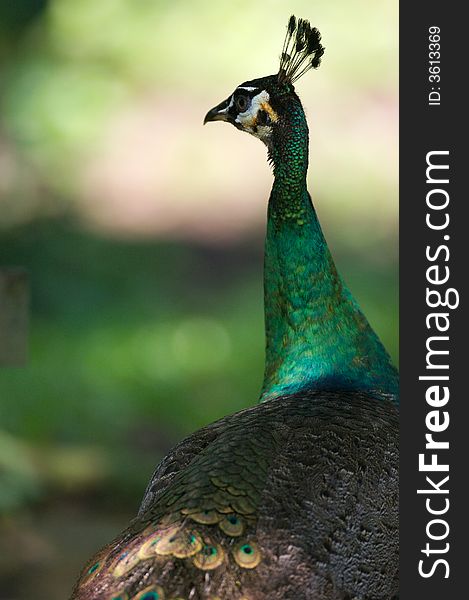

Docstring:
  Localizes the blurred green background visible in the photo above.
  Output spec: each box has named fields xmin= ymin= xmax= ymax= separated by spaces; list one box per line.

xmin=0 ymin=1 xmax=398 ymax=598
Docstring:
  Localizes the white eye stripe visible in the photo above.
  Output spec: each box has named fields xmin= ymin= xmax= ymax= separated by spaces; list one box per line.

xmin=250 ymin=90 xmax=270 ymax=110
xmin=237 ymin=86 xmax=258 ymax=92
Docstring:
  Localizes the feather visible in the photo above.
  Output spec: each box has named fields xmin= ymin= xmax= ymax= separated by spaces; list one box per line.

xmin=278 ymin=15 xmax=325 ymax=85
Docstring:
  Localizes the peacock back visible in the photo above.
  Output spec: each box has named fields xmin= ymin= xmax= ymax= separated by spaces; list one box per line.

xmin=71 ymin=391 xmax=398 ymax=600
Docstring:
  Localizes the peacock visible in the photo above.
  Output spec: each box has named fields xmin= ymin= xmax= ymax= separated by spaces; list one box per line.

xmin=71 ymin=16 xmax=399 ymax=600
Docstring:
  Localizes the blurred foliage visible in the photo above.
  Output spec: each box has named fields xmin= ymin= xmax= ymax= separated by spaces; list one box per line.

xmin=0 ymin=1 xmax=397 ymax=598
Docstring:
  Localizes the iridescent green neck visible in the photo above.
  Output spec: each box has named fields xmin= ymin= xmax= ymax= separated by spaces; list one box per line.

xmin=260 ymin=97 xmax=398 ymax=404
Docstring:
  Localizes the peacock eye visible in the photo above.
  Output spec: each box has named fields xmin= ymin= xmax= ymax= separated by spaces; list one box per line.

xmin=235 ymin=94 xmax=249 ymax=112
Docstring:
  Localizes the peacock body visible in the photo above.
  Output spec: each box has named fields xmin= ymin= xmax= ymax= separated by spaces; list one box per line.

xmin=71 ymin=17 xmax=398 ymax=600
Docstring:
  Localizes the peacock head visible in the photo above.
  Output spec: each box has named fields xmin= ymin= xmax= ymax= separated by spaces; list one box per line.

xmin=204 ymin=16 xmax=324 ymax=148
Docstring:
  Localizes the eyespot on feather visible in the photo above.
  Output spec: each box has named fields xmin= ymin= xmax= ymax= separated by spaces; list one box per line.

xmin=132 ymin=586 xmax=165 ymax=600
xmin=189 ymin=510 xmax=223 ymax=524
xmin=152 ymin=527 xmax=203 ymax=558
xmin=81 ymin=559 xmax=104 ymax=584
xmin=233 ymin=540 xmax=262 ymax=569
xmin=112 ymin=549 xmax=141 ymax=577
xmin=219 ymin=514 xmax=245 ymax=536
xmin=193 ymin=543 xmax=224 ymax=570
xmin=138 ymin=532 xmax=162 ymax=558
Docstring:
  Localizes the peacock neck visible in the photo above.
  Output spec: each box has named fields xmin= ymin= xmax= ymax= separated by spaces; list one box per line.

xmin=260 ymin=99 xmax=398 ymax=404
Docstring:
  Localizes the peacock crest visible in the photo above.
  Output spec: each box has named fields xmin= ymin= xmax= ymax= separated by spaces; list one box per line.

xmin=278 ymin=15 xmax=325 ymax=85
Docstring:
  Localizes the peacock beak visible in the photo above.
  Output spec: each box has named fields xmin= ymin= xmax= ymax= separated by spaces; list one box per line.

xmin=203 ymin=97 xmax=232 ymax=124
